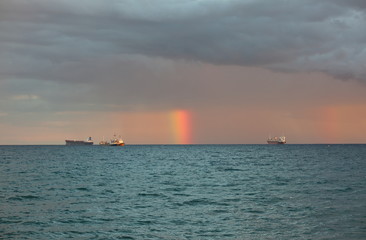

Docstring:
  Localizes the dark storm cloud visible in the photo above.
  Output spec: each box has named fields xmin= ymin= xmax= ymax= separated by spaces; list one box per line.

xmin=0 ymin=0 xmax=365 ymax=83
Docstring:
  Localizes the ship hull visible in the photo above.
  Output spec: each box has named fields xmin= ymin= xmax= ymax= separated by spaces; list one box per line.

xmin=65 ymin=140 xmax=93 ymax=146
xmin=267 ymin=141 xmax=286 ymax=144
xmin=110 ymin=143 xmax=125 ymax=146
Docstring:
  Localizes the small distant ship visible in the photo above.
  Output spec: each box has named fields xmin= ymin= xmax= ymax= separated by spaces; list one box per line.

xmin=65 ymin=137 xmax=94 ymax=145
xmin=99 ymin=140 xmax=110 ymax=145
xmin=267 ymin=136 xmax=286 ymax=144
xmin=99 ymin=136 xmax=110 ymax=146
xmin=99 ymin=135 xmax=125 ymax=146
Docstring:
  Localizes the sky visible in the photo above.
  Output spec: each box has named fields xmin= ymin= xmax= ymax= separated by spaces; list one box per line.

xmin=0 ymin=0 xmax=366 ymax=144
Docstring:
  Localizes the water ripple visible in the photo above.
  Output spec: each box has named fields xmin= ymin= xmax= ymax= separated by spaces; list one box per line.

xmin=0 ymin=144 xmax=365 ymax=239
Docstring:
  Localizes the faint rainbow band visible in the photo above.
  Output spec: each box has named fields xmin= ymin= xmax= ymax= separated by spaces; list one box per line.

xmin=170 ymin=110 xmax=192 ymax=144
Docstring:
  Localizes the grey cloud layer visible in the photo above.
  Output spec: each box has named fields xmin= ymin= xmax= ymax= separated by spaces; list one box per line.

xmin=0 ymin=0 xmax=365 ymax=82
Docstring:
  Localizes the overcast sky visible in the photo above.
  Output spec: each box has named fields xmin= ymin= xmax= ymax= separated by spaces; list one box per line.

xmin=1 ymin=0 xmax=366 ymax=144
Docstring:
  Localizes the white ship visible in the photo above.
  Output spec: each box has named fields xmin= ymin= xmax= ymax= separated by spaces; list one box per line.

xmin=267 ymin=136 xmax=286 ymax=144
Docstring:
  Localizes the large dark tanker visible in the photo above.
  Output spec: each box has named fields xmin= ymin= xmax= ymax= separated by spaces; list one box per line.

xmin=65 ymin=137 xmax=93 ymax=145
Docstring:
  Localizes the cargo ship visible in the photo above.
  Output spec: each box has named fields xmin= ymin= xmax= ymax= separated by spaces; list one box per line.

xmin=267 ymin=136 xmax=286 ymax=144
xmin=65 ymin=137 xmax=94 ymax=145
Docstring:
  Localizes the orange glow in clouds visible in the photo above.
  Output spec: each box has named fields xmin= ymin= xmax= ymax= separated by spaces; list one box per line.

xmin=170 ymin=110 xmax=192 ymax=144
xmin=320 ymin=106 xmax=340 ymax=142
xmin=316 ymin=104 xmax=366 ymax=143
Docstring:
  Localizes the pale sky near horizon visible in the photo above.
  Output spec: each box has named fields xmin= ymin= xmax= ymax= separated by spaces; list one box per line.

xmin=1 ymin=0 xmax=366 ymax=144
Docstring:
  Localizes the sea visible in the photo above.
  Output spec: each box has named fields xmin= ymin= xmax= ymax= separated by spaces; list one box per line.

xmin=0 ymin=144 xmax=365 ymax=239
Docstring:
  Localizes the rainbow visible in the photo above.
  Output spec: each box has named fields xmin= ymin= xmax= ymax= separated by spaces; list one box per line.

xmin=170 ymin=110 xmax=192 ymax=144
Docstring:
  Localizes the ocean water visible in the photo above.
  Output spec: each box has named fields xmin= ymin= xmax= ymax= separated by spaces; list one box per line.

xmin=0 ymin=144 xmax=365 ymax=239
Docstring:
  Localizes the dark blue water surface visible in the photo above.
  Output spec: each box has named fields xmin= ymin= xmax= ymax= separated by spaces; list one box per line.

xmin=1 ymin=144 xmax=365 ymax=239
